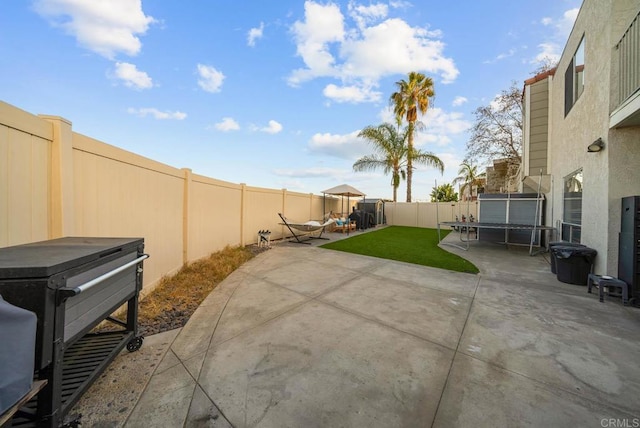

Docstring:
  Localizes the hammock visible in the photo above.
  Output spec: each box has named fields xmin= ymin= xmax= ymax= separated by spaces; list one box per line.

xmin=278 ymin=213 xmax=334 ymax=244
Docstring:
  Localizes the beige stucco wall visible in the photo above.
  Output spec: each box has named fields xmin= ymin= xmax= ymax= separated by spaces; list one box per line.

xmin=550 ymin=0 xmax=612 ymax=273
xmin=548 ymin=0 xmax=640 ymax=274
xmin=606 ymin=127 xmax=640 ymax=272
xmin=606 ymin=2 xmax=640 ymax=273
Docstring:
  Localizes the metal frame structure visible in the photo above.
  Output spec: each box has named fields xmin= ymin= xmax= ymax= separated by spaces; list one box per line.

xmin=278 ymin=213 xmax=332 ymax=244
xmin=437 ymin=221 xmax=556 ymax=255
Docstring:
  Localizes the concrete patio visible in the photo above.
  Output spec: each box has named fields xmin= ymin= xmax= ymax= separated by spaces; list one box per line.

xmin=115 ymin=231 xmax=639 ymax=427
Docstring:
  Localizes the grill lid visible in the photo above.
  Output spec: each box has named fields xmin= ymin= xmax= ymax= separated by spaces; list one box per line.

xmin=0 ymin=237 xmax=144 ymax=279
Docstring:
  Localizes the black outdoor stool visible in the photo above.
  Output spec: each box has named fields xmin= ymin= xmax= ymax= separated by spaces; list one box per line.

xmin=587 ymin=274 xmax=630 ymax=305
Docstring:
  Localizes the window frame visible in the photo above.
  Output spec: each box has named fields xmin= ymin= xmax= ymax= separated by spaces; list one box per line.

xmin=564 ymin=35 xmax=585 ymax=116
xmin=562 ymin=168 xmax=583 ymax=243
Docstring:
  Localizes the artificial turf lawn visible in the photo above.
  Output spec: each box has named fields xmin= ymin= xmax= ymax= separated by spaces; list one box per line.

xmin=320 ymin=226 xmax=479 ymax=274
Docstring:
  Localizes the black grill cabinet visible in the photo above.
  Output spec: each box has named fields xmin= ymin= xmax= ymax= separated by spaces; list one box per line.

xmin=619 ymin=196 xmax=639 ymax=306
xmin=0 ymin=237 xmax=147 ymax=427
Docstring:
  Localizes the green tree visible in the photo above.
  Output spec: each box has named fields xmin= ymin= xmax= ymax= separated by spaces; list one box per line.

xmin=430 ymin=183 xmax=458 ymax=202
xmin=452 ymin=161 xmax=486 ymax=201
xmin=390 ymin=71 xmax=436 ymax=202
xmin=354 ymin=123 xmax=443 ymax=202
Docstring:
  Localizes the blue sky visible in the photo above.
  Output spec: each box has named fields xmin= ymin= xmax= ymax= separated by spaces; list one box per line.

xmin=0 ymin=0 xmax=581 ymax=200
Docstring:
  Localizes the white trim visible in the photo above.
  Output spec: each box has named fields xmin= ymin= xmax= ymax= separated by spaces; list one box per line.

xmin=610 ymin=89 xmax=640 ymax=128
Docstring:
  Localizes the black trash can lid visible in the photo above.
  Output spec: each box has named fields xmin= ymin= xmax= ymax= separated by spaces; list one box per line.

xmin=552 ymin=246 xmax=597 ymax=261
xmin=549 ymin=241 xmax=586 ymax=247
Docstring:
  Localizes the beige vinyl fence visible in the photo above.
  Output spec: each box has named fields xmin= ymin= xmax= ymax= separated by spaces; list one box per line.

xmin=385 ymin=201 xmax=479 ymax=228
xmin=1 ymin=100 xmax=474 ymax=295
xmin=0 ymin=101 xmax=345 ymax=295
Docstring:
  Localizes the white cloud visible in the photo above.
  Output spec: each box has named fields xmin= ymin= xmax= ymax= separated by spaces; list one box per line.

xmin=308 ymin=130 xmax=368 ymax=160
xmin=273 ymin=167 xmax=346 ymax=178
xmin=273 ymin=167 xmax=380 ymax=193
xmin=127 ymin=108 xmax=186 ymax=120
xmin=112 ymin=62 xmax=153 ymax=89
xmin=323 ymin=83 xmax=381 ymax=103
xmin=418 ymin=107 xmax=471 ymax=147
xmin=389 ymin=1 xmax=412 ymax=10
xmin=452 ymin=96 xmax=468 ymax=107
xmin=247 ymin=22 xmax=264 ymax=47
xmin=426 ymin=152 xmax=464 ymax=183
xmin=436 ymin=152 xmax=463 ymax=172
xmin=34 ymin=0 xmax=155 ymax=59
xmin=214 ymin=117 xmax=240 ymax=131
xmin=558 ymin=8 xmax=580 ymax=37
xmin=197 ymin=64 xmax=225 ymax=93
xmin=532 ymin=7 xmax=579 ymax=65
xmin=348 ymin=2 xmax=388 ymax=30
xmin=534 ymin=42 xmax=561 ymax=64
xmin=483 ymin=48 xmax=516 ymax=64
xmin=377 ymin=106 xmax=470 ymax=147
xmin=340 ymin=18 xmax=458 ymax=83
xmin=288 ymin=1 xmax=458 ymax=100
xmin=289 ymin=1 xmax=345 ymax=86
xmin=378 ymin=108 xmax=396 ymax=123
xmin=261 ymin=120 xmax=283 ymax=134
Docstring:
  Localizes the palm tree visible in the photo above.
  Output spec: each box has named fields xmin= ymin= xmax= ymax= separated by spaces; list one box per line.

xmin=390 ymin=71 xmax=435 ymax=202
xmin=452 ymin=161 xmax=486 ymax=201
xmin=353 ymin=123 xmax=407 ymax=202
xmin=354 ymin=123 xmax=444 ymax=202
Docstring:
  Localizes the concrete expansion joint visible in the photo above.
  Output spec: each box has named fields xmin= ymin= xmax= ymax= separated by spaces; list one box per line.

xmin=206 ymin=274 xmax=248 ymax=349
xmin=206 ymin=297 xmax=312 ymax=349
xmin=315 ymin=295 xmax=462 ymax=353
xmin=431 ymin=266 xmax=483 ymax=419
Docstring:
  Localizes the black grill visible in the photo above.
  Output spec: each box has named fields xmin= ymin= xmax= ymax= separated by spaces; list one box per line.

xmin=0 ymin=237 xmax=147 ymax=427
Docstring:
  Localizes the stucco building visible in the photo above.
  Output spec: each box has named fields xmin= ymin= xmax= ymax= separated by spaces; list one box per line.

xmin=521 ymin=0 xmax=640 ymax=274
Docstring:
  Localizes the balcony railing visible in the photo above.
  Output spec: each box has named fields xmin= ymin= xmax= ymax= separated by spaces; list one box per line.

xmin=616 ymin=10 xmax=640 ymax=106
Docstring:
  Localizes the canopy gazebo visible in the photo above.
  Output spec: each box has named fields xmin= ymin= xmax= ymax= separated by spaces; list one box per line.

xmin=322 ymin=184 xmax=366 ymax=219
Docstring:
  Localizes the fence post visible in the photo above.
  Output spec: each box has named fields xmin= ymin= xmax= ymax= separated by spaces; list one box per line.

xmin=282 ymin=188 xmax=287 ymax=213
xmin=182 ymin=168 xmax=192 ymax=264
xmin=40 ymin=115 xmax=74 ymax=238
xmin=240 ymin=183 xmax=246 ymax=246
xmin=281 ymin=188 xmax=287 ymax=238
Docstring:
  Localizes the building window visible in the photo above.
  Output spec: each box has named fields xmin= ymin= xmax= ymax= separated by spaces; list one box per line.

xmin=564 ymin=36 xmax=585 ymax=116
xmin=562 ymin=169 xmax=582 ymax=243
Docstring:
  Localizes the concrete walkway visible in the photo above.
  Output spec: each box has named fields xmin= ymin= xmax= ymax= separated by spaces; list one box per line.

xmin=124 ymin=232 xmax=640 ymax=427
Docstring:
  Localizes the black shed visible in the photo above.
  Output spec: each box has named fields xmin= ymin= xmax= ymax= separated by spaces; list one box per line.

xmin=357 ymin=198 xmax=387 ymax=225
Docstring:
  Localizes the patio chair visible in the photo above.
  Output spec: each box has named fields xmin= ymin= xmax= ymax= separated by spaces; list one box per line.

xmin=278 ymin=213 xmax=335 ymax=244
xmin=333 ymin=218 xmax=356 ymax=233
